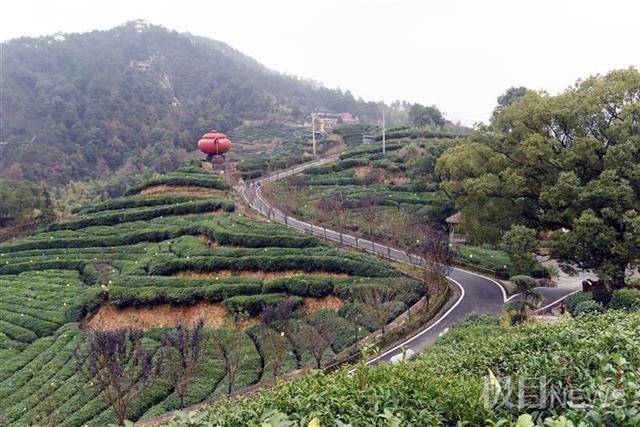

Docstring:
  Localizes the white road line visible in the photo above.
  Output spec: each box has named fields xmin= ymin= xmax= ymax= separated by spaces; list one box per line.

xmin=452 ymin=267 xmax=508 ymax=303
xmin=364 ymin=277 xmax=465 ymax=365
xmin=534 ymin=289 xmax=580 ymax=313
xmin=240 ymin=158 xmax=514 ymax=369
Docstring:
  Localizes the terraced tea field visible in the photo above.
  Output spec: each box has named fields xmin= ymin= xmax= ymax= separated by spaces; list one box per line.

xmin=0 ymin=165 xmax=423 ymax=425
xmin=265 ymin=138 xmax=454 ymax=243
xmin=263 ymin=134 xmax=522 ymax=277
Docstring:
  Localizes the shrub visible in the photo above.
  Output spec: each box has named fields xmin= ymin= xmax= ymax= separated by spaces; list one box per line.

xmin=222 ymin=294 xmax=303 ymax=316
xmin=530 ymin=263 xmax=551 ymax=279
xmin=262 ymin=276 xmax=337 ymax=297
xmin=565 ymin=292 xmax=593 ymax=315
xmin=609 ymin=288 xmax=640 ymax=310
xmin=592 ymin=287 xmax=612 ymax=306
xmin=573 ymin=300 xmax=604 ymax=316
xmin=509 ymin=275 xmax=537 ymax=287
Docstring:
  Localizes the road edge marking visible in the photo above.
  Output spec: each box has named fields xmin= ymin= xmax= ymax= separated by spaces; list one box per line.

xmin=362 ymin=276 xmax=465 ymax=366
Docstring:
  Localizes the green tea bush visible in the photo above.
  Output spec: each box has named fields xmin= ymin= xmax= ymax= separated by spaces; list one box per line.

xmin=573 ymin=300 xmax=604 ymax=316
xmin=48 ymin=199 xmax=234 ymax=231
xmin=73 ymin=195 xmax=203 ymax=214
xmin=109 ymin=282 xmax=263 ymax=307
xmin=124 ymin=172 xmax=229 ymax=195
xmin=222 ymin=294 xmax=303 ymax=316
xmin=262 ymin=276 xmax=339 ymax=297
xmin=609 ymin=288 xmax=640 ymax=310
xmin=565 ymin=291 xmax=593 ymax=315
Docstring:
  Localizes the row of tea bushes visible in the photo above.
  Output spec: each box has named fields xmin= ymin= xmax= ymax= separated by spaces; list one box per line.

xmin=47 ymin=198 xmax=235 ymax=231
xmin=124 ymin=172 xmax=230 ymax=195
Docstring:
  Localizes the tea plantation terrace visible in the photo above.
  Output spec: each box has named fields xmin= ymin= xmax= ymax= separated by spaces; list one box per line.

xmin=0 ymin=165 xmax=423 ymax=425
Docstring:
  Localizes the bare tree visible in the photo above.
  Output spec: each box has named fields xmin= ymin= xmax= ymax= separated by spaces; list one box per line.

xmin=261 ymin=328 xmax=289 ymax=382
xmin=342 ymin=309 xmax=364 ymax=351
xmin=75 ymin=329 xmax=161 ymax=426
xmin=360 ymin=194 xmax=380 ymax=235
xmin=294 ymin=318 xmax=336 ymax=369
xmin=259 ymin=300 xmax=296 ymax=382
xmin=274 ymin=182 xmax=299 ymax=224
xmin=352 ymin=284 xmax=402 ymax=334
xmin=212 ymin=311 xmax=248 ymax=395
xmin=388 ymin=209 xmax=412 ymax=247
xmin=410 ymin=222 xmax=454 ymax=308
xmin=162 ymin=318 xmax=205 ymax=408
xmin=260 ymin=299 xmax=296 ymax=333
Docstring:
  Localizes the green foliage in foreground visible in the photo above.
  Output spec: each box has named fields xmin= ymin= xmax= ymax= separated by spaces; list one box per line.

xmin=566 ymin=289 xmax=640 ymax=316
xmin=166 ymin=311 xmax=640 ymax=426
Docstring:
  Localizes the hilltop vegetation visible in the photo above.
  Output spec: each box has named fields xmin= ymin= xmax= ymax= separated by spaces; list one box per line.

xmin=1 ymin=21 xmax=384 ymax=186
xmin=166 ymin=311 xmax=640 ymax=426
xmin=0 ymin=165 xmax=423 ymax=425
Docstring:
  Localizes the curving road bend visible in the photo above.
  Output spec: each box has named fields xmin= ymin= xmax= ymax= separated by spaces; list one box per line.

xmin=238 ymin=159 xmax=579 ymax=364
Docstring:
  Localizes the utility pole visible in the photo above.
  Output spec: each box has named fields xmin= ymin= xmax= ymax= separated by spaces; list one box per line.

xmin=312 ymin=112 xmax=316 ymax=158
xmin=382 ymin=106 xmax=386 ymax=155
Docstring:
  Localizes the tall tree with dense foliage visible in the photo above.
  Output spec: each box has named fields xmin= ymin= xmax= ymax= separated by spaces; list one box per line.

xmin=437 ymin=68 xmax=640 ymax=287
xmin=492 ymin=86 xmax=529 ymax=117
xmin=0 ymin=179 xmax=55 ymax=226
xmin=500 ymin=225 xmax=539 ymax=275
xmin=409 ymin=103 xmax=446 ymax=128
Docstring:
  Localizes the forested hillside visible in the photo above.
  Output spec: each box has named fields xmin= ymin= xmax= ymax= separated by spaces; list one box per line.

xmin=1 ymin=20 xmax=381 ymax=185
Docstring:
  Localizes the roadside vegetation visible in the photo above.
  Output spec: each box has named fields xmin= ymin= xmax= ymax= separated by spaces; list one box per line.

xmin=165 ymin=311 xmax=640 ymax=426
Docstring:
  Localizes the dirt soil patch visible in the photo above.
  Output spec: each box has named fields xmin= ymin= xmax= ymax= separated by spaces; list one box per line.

xmin=354 ymin=166 xmax=406 ymax=185
xmin=84 ymin=296 xmax=345 ymax=331
xmin=301 ymin=295 xmax=344 ymax=313
xmin=176 ymin=271 xmax=350 ymax=280
xmin=84 ymin=302 xmax=254 ymax=331
xmin=139 ymin=185 xmax=227 ymax=197
xmin=390 ymin=175 xmax=407 ymax=185
xmin=354 ymin=166 xmax=374 ymax=179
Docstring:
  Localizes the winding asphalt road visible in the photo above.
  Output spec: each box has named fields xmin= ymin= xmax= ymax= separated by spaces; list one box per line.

xmin=238 ymin=158 xmax=579 ymax=364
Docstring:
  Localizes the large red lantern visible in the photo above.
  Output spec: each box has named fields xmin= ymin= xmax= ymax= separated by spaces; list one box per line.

xmin=198 ymin=130 xmax=231 ymax=164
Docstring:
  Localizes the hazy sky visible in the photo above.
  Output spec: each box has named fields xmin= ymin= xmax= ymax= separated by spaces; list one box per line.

xmin=2 ymin=0 xmax=639 ymax=125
